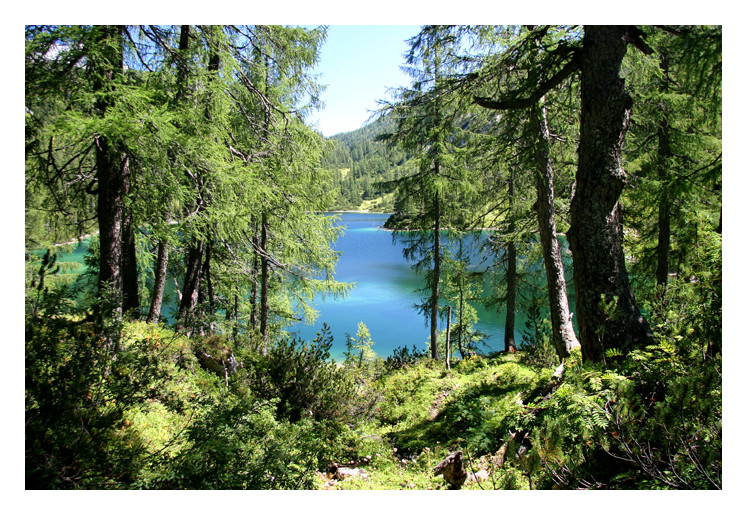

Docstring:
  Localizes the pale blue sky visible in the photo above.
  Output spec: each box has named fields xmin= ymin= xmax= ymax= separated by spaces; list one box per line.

xmin=309 ymin=25 xmax=421 ymax=137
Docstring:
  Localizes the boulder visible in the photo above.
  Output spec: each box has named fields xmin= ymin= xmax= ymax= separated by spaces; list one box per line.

xmin=335 ymin=467 xmax=361 ymax=480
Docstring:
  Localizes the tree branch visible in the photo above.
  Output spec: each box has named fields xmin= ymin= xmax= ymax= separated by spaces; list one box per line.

xmin=474 ymin=53 xmax=580 ymax=111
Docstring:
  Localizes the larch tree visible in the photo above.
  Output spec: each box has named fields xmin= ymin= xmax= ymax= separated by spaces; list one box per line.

xmin=464 ymin=25 xmax=582 ymax=359
xmin=566 ymin=26 xmax=655 ymax=361
xmin=380 ymin=26 xmax=472 ymax=360
xmin=624 ymin=26 xmax=722 ymax=300
xmin=468 ymin=25 xmax=656 ymax=362
xmin=26 ymin=25 xmax=166 ymax=339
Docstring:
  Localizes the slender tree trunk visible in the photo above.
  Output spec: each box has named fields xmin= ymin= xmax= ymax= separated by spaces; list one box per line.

xmin=232 ymin=293 xmax=240 ymax=345
xmin=178 ymin=239 xmax=204 ymax=329
xmin=505 ymin=167 xmax=518 ymax=354
xmin=260 ymin=213 xmax=269 ymax=353
xmin=147 ymin=23 xmax=186 ymax=326
xmin=430 ymin=191 xmax=441 ymax=360
xmin=204 ymin=242 xmax=215 ymax=315
xmin=121 ymin=203 xmax=139 ymax=316
xmin=656 ymin=55 xmax=672 ymax=288
xmin=458 ymin=270 xmax=466 ymax=358
xmin=258 ymin=55 xmax=272 ymax=352
xmin=656 ymin=122 xmax=672 ymax=288
xmin=177 ymin=25 xmax=191 ymax=97
xmin=532 ymin=98 xmax=580 ymax=359
xmin=178 ymin=27 xmax=217 ymax=333
xmin=202 ymin=242 xmax=216 ymax=333
xmin=445 ymin=305 xmax=452 ymax=369
xmin=146 ymin=239 xmax=169 ymax=323
xmin=567 ymin=26 xmax=653 ymax=363
xmin=93 ymin=25 xmax=128 ymax=335
xmin=250 ymin=229 xmax=260 ymax=329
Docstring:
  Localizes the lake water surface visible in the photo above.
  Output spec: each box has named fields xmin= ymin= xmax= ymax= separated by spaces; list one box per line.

xmin=290 ymin=212 xmax=510 ymax=360
xmin=48 ymin=212 xmax=518 ymax=361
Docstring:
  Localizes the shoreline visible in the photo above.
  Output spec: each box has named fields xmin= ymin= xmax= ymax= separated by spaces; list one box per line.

xmin=327 ymin=210 xmax=393 ymax=214
xmin=53 ymin=231 xmax=98 ymax=247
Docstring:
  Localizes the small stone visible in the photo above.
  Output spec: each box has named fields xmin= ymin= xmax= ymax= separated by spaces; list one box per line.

xmin=467 ymin=469 xmax=490 ymax=483
xmin=335 ymin=467 xmax=362 ymax=480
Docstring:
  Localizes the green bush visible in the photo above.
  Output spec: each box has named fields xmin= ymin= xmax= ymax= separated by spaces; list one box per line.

xmin=25 ymin=299 xmax=175 ymax=487
xmin=240 ymin=323 xmax=356 ymax=426
xmin=383 ymin=344 xmax=427 ymax=371
xmin=504 ymin=329 xmax=721 ymax=489
xmin=149 ymin=393 xmax=327 ymax=489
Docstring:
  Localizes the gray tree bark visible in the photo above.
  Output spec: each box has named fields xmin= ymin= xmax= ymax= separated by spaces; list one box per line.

xmin=567 ymin=26 xmax=653 ymax=362
xmin=146 ymin=239 xmax=169 ymax=323
xmin=532 ymin=98 xmax=580 ymax=359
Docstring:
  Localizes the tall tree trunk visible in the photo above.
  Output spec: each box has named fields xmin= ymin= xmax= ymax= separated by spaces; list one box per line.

xmin=567 ymin=26 xmax=653 ymax=363
xmin=93 ymin=25 xmax=128 ymax=333
xmin=202 ymin=241 xmax=216 ymax=332
xmin=149 ymin=24 xmax=184 ymax=327
xmin=504 ymin=167 xmax=518 ymax=354
xmin=146 ymin=239 xmax=169 ymax=323
xmin=232 ymin=293 xmax=240 ymax=345
xmin=655 ymin=121 xmax=672 ymax=288
xmin=178 ymin=239 xmax=204 ymax=329
xmin=532 ymin=98 xmax=580 ymax=359
xmin=177 ymin=25 xmax=191 ymax=97
xmin=121 ymin=202 xmax=140 ymax=316
xmin=430 ymin=191 xmax=441 ymax=360
xmin=203 ymin=241 xmax=215 ymax=313
xmin=259 ymin=213 xmax=269 ymax=353
xmin=250 ymin=229 xmax=260 ymax=330
xmin=95 ymin=137 xmax=125 ymax=313
xmin=457 ymin=285 xmax=466 ymax=358
xmin=178 ymin=27 xmax=217 ymax=333
xmin=258 ymin=55 xmax=272 ymax=352
xmin=445 ymin=305 xmax=452 ymax=369
xmin=655 ymin=54 xmax=672 ymax=288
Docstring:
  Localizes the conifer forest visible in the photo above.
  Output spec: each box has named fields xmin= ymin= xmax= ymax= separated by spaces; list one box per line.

xmin=25 ymin=25 xmax=722 ymax=493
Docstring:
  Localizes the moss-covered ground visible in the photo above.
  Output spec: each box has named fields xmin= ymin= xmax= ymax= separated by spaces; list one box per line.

xmin=315 ymin=354 xmax=550 ymax=490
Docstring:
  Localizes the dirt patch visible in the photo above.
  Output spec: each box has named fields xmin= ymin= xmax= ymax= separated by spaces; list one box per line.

xmin=428 ymin=387 xmax=456 ymax=420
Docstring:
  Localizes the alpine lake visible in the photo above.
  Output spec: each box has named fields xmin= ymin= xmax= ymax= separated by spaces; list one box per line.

xmin=50 ymin=212 xmax=525 ymax=362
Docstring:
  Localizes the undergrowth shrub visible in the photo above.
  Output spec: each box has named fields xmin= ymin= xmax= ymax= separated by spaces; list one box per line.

xmin=149 ymin=392 xmax=329 ymax=489
xmin=384 ymin=344 xmax=427 ymax=371
xmin=25 ymin=292 xmax=179 ymax=488
xmin=504 ymin=326 xmax=721 ymax=489
xmin=518 ymin=293 xmax=559 ymax=371
xmin=239 ymin=323 xmax=356 ymax=426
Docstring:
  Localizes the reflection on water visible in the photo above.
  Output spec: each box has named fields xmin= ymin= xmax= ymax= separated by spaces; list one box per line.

xmin=46 ymin=212 xmax=521 ymax=361
xmin=290 ymin=212 xmax=509 ymax=361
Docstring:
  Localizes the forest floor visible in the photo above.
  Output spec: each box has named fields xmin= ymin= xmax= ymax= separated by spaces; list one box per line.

xmin=313 ymin=354 xmax=546 ymax=490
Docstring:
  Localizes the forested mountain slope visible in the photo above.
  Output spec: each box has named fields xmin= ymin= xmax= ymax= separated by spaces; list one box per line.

xmin=323 ymin=115 xmax=414 ymax=211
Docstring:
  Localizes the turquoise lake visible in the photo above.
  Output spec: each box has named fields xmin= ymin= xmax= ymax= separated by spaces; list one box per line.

xmin=48 ymin=212 xmax=521 ymax=361
xmin=289 ymin=212 xmax=512 ymax=361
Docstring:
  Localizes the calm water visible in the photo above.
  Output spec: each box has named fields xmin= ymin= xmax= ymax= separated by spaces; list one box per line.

xmin=46 ymin=212 xmax=520 ymax=361
xmin=289 ymin=212 xmax=510 ymax=361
